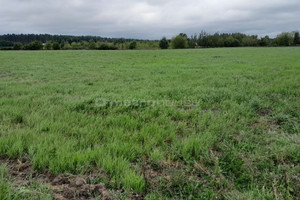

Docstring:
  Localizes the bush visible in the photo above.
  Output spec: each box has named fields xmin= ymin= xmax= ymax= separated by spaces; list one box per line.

xmin=258 ymin=36 xmax=271 ymax=46
xmin=224 ymin=36 xmax=240 ymax=47
xmin=98 ymin=43 xmax=109 ymax=50
xmin=129 ymin=41 xmax=137 ymax=49
xmin=97 ymin=43 xmax=118 ymax=50
xmin=0 ymin=40 xmax=13 ymax=47
xmin=294 ymin=32 xmax=299 ymax=45
xmin=275 ymin=32 xmax=293 ymax=46
xmin=23 ymin=41 xmax=43 ymax=50
xmin=13 ymin=43 xmax=23 ymax=50
xmin=0 ymin=47 xmax=13 ymax=50
xmin=62 ymin=42 xmax=72 ymax=50
xmin=171 ymin=34 xmax=188 ymax=49
xmin=71 ymin=42 xmax=82 ymax=50
xmin=108 ymin=44 xmax=118 ymax=50
xmin=45 ymin=41 xmax=52 ymax=50
xmin=159 ymin=37 xmax=169 ymax=49
xmin=52 ymin=42 xmax=60 ymax=50
xmin=88 ymin=40 xmax=96 ymax=50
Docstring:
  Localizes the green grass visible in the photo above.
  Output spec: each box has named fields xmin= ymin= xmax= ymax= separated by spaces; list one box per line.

xmin=0 ymin=48 xmax=299 ymax=199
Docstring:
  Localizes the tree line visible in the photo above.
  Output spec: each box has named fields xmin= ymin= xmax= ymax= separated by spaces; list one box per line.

xmin=0 ymin=31 xmax=299 ymax=50
xmin=0 ymin=34 xmax=140 ymax=44
xmin=163 ymin=31 xmax=300 ymax=49
xmin=0 ymin=34 xmax=159 ymax=50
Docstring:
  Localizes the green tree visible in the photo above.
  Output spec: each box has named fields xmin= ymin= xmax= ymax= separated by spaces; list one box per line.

xmin=80 ymin=41 xmax=89 ymax=49
xmin=45 ymin=41 xmax=52 ymax=50
xmin=224 ymin=36 xmax=235 ymax=47
xmin=179 ymin=33 xmax=188 ymax=38
xmin=241 ymin=37 xmax=257 ymax=46
xmin=23 ymin=41 xmax=43 ymax=50
xmin=188 ymin=34 xmax=198 ymax=48
xmin=0 ymin=40 xmax=13 ymax=47
xmin=52 ymin=42 xmax=60 ymax=50
xmin=98 ymin=43 xmax=109 ymax=50
xmin=129 ymin=41 xmax=137 ymax=49
xmin=71 ymin=42 xmax=82 ymax=50
xmin=62 ymin=42 xmax=72 ymax=50
xmin=216 ymin=37 xmax=225 ymax=47
xmin=13 ymin=42 xmax=23 ymax=50
xmin=294 ymin=32 xmax=299 ymax=45
xmin=159 ymin=37 xmax=169 ymax=49
xmin=171 ymin=34 xmax=188 ymax=49
xmin=275 ymin=32 xmax=293 ymax=46
xmin=258 ymin=36 xmax=271 ymax=46
xmin=88 ymin=40 xmax=96 ymax=49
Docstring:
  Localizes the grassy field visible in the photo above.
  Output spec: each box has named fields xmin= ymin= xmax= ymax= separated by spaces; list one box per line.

xmin=0 ymin=48 xmax=299 ymax=199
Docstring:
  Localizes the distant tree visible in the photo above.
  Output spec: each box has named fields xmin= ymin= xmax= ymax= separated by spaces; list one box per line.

xmin=188 ymin=34 xmax=197 ymax=48
xmin=45 ymin=41 xmax=52 ymax=50
xmin=171 ymin=34 xmax=188 ymax=49
xmin=88 ymin=40 xmax=96 ymax=49
xmin=216 ymin=37 xmax=225 ymax=47
xmin=71 ymin=42 xmax=82 ymax=50
xmin=179 ymin=33 xmax=188 ymax=38
xmin=129 ymin=41 xmax=137 ymax=49
xmin=197 ymin=31 xmax=209 ymax=47
xmin=96 ymin=42 xmax=117 ymax=50
xmin=23 ymin=41 xmax=43 ymax=50
xmin=62 ymin=41 xmax=72 ymax=50
xmin=241 ymin=36 xmax=257 ymax=46
xmin=13 ymin=42 xmax=23 ymax=50
xmin=258 ymin=36 xmax=271 ymax=46
xmin=0 ymin=40 xmax=13 ymax=47
xmin=232 ymin=38 xmax=241 ymax=47
xmin=108 ymin=43 xmax=118 ymax=50
xmin=98 ymin=43 xmax=110 ymax=50
xmin=52 ymin=42 xmax=60 ymax=50
xmin=159 ymin=37 xmax=169 ymax=49
xmin=275 ymin=32 xmax=293 ymax=46
xmin=224 ymin=36 xmax=235 ymax=47
xmin=294 ymin=32 xmax=299 ymax=45
xmin=80 ymin=41 xmax=89 ymax=49
xmin=0 ymin=34 xmax=143 ymax=45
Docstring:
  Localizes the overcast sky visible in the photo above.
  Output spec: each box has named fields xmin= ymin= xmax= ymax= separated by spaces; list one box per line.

xmin=0 ymin=0 xmax=299 ymax=39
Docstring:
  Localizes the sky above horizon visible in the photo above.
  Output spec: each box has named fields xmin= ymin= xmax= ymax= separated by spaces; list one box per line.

xmin=0 ymin=0 xmax=299 ymax=39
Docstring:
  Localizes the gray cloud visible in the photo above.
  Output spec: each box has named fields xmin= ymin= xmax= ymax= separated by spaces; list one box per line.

xmin=0 ymin=0 xmax=299 ymax=39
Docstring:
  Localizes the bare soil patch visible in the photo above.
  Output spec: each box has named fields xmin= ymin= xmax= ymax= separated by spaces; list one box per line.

xmin=0 ymin=158 xmax=113 ymax=200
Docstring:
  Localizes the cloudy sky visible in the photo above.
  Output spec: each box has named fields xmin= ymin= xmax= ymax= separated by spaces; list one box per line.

xmin=0 ymin=0 xmax=299 ymax=39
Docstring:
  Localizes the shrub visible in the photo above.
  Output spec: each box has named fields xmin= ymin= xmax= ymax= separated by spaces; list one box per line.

xmin=294 ymin=32 xmax=299 ymax=45
xmin=88 ymin=40 xmax=96 ymax=50
xmin=159 ymin=37 xmax=169 ymax=49
xmin=23 ymin=41 xmax=43 ymax=50
xmin=52 ymin=42 xmax=60 ymax=50
xmin=129 ymin=41 xmax=137 ymax=49
xmin=275 ymin=32 xmax=293 ymax=46
xmin=97 ymin=43 xmax=118 ymax=50
xmin=171 ymin=34 xmax=188 ymax=49
xmin=62 ymin=42 xmax=72 ymax=50
xmin=13 ymin=42 xmax=23 ymax=50
xmin=45 ymin=41 xmax=52 ymax=50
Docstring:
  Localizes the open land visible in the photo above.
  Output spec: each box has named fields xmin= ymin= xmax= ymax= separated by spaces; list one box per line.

xmin=0 ymin=48 xmax=299 ymax=199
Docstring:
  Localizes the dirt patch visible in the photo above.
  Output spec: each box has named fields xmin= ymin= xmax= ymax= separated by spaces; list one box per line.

xmin=0 ymin=158 xmax=113 ymax=200
xmin=0 ymin=71 xmax=13 ymax=79
xmin=252 ymin=117 xmax=280 ymax=130
xmin=257 ymin=108 xmax=272 ymax=117
xmin=141 ymin=159 xmax=189 ymax=194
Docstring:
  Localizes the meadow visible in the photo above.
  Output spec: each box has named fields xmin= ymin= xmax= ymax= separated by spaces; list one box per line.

xmin=0 ymin=48 xmax=299 ymax=199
